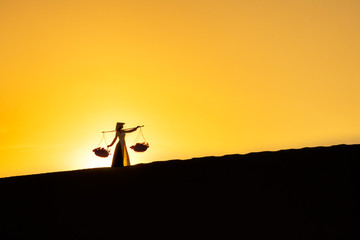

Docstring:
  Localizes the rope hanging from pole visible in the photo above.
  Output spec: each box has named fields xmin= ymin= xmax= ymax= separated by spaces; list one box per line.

xmin=97 ymin=133 xmax=109 ymax=147
xmin=134 ymin=127 xmax=146 ymax=144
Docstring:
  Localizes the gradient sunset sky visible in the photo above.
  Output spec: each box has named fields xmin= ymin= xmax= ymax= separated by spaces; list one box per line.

xmin=1 ymin=0 xmax=360 ymax=178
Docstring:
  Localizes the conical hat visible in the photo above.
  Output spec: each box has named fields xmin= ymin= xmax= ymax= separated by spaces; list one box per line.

xmin=116 ymin=122 xmax=125 ymax=130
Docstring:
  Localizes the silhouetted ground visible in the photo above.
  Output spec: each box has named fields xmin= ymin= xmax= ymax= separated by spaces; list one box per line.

xmin=1 ymin=144 xmax=359 ymax=239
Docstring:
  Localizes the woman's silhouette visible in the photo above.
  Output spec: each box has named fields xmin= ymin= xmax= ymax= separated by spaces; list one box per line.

xmin=108 ymin=122 xmax=140 ymax=167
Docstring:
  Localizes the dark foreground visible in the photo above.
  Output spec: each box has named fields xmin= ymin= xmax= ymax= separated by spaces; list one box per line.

xmin=1 ymin=144 xmax=359 ymax=239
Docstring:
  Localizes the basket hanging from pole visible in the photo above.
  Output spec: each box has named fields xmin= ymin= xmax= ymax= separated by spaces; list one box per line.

xmin=130 ymin=142 xmax=149 ymax=152
xmin=93 ymin=147 xmax=110 ymax=157
xmin=93 ymin=133 xmax=111 ymax=158
xmin=130 ymin=127 xmax=149 ymax=152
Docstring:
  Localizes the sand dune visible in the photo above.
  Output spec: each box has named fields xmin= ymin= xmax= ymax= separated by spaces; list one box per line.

xmin=1 ymin=144 xmax=359 ymax=239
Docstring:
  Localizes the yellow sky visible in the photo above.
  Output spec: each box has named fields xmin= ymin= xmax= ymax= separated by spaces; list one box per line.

xmin=1 ymin=0 xmax=360 ymax=177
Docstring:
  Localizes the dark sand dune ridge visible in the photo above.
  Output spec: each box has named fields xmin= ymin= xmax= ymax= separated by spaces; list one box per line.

xmin=1 ymin=144 xmax=359 ymax=239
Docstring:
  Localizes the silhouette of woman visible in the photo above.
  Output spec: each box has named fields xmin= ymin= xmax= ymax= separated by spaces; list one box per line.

xmin=108 ymin=122 xmax=140 ymax=167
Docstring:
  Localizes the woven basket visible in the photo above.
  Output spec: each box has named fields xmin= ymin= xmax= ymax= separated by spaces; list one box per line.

xmin=93 ymin=147 xmax=110 ymax=158
xmin=130 ymin=142 xmax=149 ymax=152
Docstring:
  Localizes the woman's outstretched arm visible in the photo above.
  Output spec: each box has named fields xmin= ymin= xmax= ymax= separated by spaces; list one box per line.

xmin=122 ymin=126 xmax=141 ymax=133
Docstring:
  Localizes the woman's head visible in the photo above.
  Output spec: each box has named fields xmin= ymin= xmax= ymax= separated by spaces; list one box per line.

xmin=116 ymin=122 xmax=125 ymax=131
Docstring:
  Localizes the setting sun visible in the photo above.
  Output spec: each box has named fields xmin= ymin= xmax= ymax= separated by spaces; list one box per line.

xmin=1 ymin=0 xmax=360 ymax=177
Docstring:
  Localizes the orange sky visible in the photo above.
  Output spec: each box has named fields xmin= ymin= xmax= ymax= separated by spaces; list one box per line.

xmin=1 ymin=0 xmax=360 ymax=178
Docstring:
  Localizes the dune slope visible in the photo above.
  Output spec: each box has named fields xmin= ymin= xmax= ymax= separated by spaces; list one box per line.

xmin=1 ymin=144 xmax=359 ymax=239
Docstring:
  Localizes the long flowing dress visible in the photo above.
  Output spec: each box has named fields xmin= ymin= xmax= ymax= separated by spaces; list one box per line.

xmin=111 ymin=130 xmax=131 ymax=167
